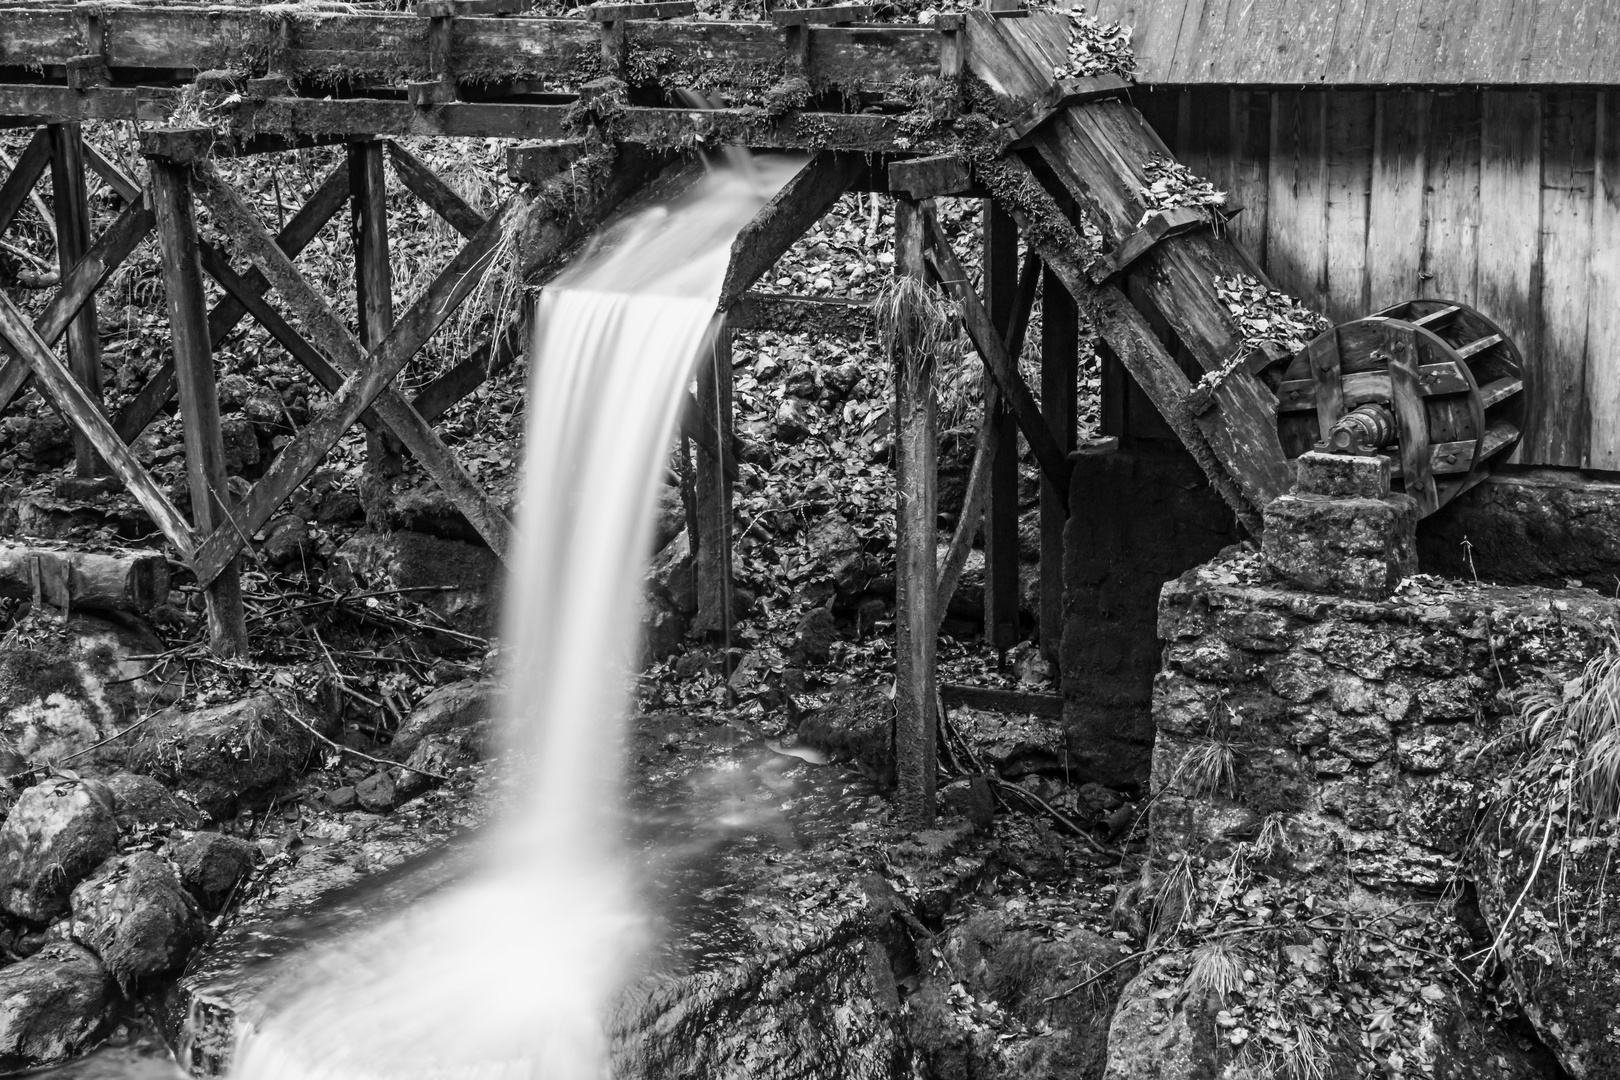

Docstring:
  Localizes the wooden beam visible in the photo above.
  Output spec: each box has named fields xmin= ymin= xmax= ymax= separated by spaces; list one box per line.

xmin=0 ymin=196 xmax=154 ymax=416
xmin=386 ymin=140 xmax=486 ymax=239
xmin=350 ymin=139 xmax=404 ymax=478
xmin=191 ymin=165 xmax=516 ymax=582
xmin=149 ymin=156 xmax=247 ymax=656
xmin=893 ymin=195 xmax=936 ymax=829
xmin=922 ymin=212 xmax=1070 ymax=512
xmin=409 ymin=315 xmax=522 ymax=423
xmin=769 ymin=4 xmax=872 ymax=25
xmin=982 ymin=200 xmax=1020 ymax=652
xmin=587 ymin=1 xmax=696 ymax=19
xmin=717 ymin=150 xmax=862 ymax=311
xmin=0 ymin=294 xmax=194 ymax=561
xmin=47 ymin=123 xmax=104 ymax=477
xmin=0 ymin=128 xmax=50 ymax=238
xmin=1039 ymin=244 xmax=1076 ymax=665
xmin=691 ymin=325 xmax=734 ymax=636
xmin=887 ymin=153 xmax=972 ymax=200
xmin=940 ymin=682 xmax=1063 ymax=718
xmin=113 ymin=161 xmax=351 ymax=445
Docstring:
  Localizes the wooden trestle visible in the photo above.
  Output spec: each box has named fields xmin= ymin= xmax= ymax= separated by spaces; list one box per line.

xmin=0 ymin=2 xmax=1296 ymax=823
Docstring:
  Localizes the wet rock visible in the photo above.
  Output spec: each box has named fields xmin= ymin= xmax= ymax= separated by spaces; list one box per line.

xmin=0 ymin=776 xmax=119 ymax=922
xmin=0 ymin=612 xmax=176 ymax=768
xmin=797 ymin=684 xmax=893 ymax=787
xmin=105 ymin=772 xmax=203 ymax=832
xmin=260 ymin=515 xmax=312 ymax=569
xmin=355 ymin=771 xmax=396 ymax=813
xmin=70 ymin=851 xmax=203 ymax=990
xmin=650 ymin=530 xmax=697 ymax=617
xmin=774 ymin=398 xmax=814 ymax=443
xmin=169 ymin=831 xmax=256 ymax=908
xmin=938 ymin=776 xmax=994 ymax=832
xmin=1102 ymin=957 xmax=1222 ymax=1080
xmin=323 ymin=786 xmax=358 ymax=812
xmin=392 ymin=679 xmax=498 ymax=759
xmin=328 ymin=530 xmax=503 ymax=636
xmin=220 ymin=418 xmax=259 ymax=476
xmin=127 ymin=694 xmax=311 ymax=820
xmin=391 ymin=735 xmax=468 ymax=802
xmin=0 ymin=942 xmax=117 ymax=1071
xmin=652 ymin=484 xmax=685 ymax=555
xmin=642 ymin=595 xmax=687 ymax=665
xmin=807 ymin=513 xmax=862 ymax=569
xmin=792 ymin=607 xmax=838 ymax=664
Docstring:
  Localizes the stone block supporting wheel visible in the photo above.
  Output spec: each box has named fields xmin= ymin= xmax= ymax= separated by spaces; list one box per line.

xmin=1274 ymin=299 xmax=1526 ymax=517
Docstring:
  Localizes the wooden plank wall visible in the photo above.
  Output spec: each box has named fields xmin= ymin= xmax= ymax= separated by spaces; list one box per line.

xmin=1132 ymin=86 xmax=1620 ymax=469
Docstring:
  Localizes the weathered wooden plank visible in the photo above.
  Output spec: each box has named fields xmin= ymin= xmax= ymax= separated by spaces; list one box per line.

xmin=717 ymin=151 xmax=860 ymax=311
xmin=1418 ymin=91 xmax=1482 ymax=305
xmin=350 ymin=139 xmax=403 ymax=477
xmin=887 ymin=154 xmax=971 ymax=200
xmin=940 ymin=682 xmax=1062 ymax=718
xmin=0 ymin=127 xmax=49 ymax=238
xmin=1277 ymin=360 xmax=1471 ymax=413
xmin=770 ymin=5 xmax=871 ymax=25
xmin=1387 ymin=330 xmax=1438 ymax=515
xmin=1266 ymin=90 xmax=1328 ymax=314
xmin=0 ymin=293 xmax=194 ymax=561
xmin=387 ymin=140 xmax=485 ymax=239
xmin=1477 ymin=91 xmax=1541 ymax=465
xmin=410 ymin=316 xmax=523 ymax=424
xmin=1365 ymin=90 xmax=1429 ymax=310
xmin=1585 ymin=90 xmax=1620 ymax=470
xmin=1040 ymin=253 xmax=1075 ymax=664
xmin=0 ymin=543 xmax=168 ymax=614
xmin=1227 ymin=90 xmax=1270 ymax=264
xmin=982 ymin=200 xmax=1020 ymax=653
xmin=0 ymin=8 xmax=81 ymax=67
xmin=149 ymin=156 xmax=246 ymax=656
xmin=1531 ymin=90 xmax=1596 ymax=466
xmin=1322 ymin=90 xmax=1372 ymax=322
xmin=48 ymin=124 xmax=104 ymax=477
xmin=691 ymin=325 xmax=733 ymax=636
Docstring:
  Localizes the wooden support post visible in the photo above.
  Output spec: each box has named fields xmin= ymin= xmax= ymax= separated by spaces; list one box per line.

xmin=893 ymin=196 xmax=937 ymax=829
xmin=148 ymin=156 xmax=247 ymax=657
xmin=1039 ymin=254 xmax=1076 ymax=666
xmin=47 ymin=123 xmax=104 ymax=477
xmin=692 ymin=323 xmax=734 ymax=637
xmin=982 ymin=199 xmax=1019 ymax=651
xmin=350 ymin=140 xmax=404 ymax=478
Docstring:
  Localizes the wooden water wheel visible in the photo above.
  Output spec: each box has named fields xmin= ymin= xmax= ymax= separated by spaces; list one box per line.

xmin=1274 ymin=299 xmax=1526 ymax=517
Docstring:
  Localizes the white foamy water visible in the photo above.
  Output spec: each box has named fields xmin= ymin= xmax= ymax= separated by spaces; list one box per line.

xmin=226 ymin=157 xmax=798 ymax=1080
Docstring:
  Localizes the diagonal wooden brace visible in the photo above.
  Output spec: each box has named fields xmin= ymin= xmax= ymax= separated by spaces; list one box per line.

xmin=386 ymin=140 xmax=486 ymax=239
xmin=0 ymin=128 xmax=50 ymax=237
xmin=189 ymin=163 xmax=518 ymax=585
xmin=717 ymin=150 xmax=864 ymax=311
xmin=0 ymin=290 xmax=194 ymax=557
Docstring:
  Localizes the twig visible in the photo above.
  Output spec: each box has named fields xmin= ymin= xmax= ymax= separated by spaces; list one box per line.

xmin=990 ymin=776 xmax=1115 ymax=855
xmin=281 ymin=703 xmax=450 ymax=783
xmin=1043 ymin=950 xmax=1145 ymax=1001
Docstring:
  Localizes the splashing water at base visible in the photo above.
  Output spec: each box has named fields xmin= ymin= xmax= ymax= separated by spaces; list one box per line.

xmin=227 ymin=157 xmax=799 ymax=1080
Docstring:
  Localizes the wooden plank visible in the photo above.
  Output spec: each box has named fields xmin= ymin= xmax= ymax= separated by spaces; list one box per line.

xmin=717 ymin=151 xmax=860 ymax=311
xmin=1365 ymin=91 xmax=1429 ymax=311
xmin=587 ymin=1 xmax=696 ymax=19
xmin=997 ymin=75 xmax=1133 ymax=152
xmin=1587 ymin=91 xmax=1620 ymax=470
xmin=1323 ymin=90 xmax=1373 ymax=323
xmin=691 ymin=326 xmax=733 ymax=636
xmin=47 ymin=124 xmax=104 ymax=478
xmin=0 ymin=295 xmax=194 ymax=560
xmin=1040 ymin=251 xmax=1076 ymax=665
xmin=769 ymin=5 xmax=871 ymax=25
xmin=1266 ymin=90 xmax=1328 ymax=314
xmin=1532 ymin=90 xmax=1596 ymax=466
xmin=887 ymin=154 xmax=971 ymax=200
xmin=0 ymin=197 xmax=154 ymax=417
xmin=1418 ymin=91 xmax=1482 ymax=306
xmin=409 ymin=316 xmax=523 ymax=423
xmin=1228 ymin=90 xmax=1270 ymax=266
xmin=1306 ymin=327 xmax=1344 ymax=441
xmin=1277 ymin=360 xmax=1472 ymax=413
xmin=1454 ymin=333 xmax=1503 ymax=360
xmin=1386 ymin=328 xmax=1438 ymax=515
xmin=113 ymin=161 xmax=352 ymax=446
xmin=1089 ymin=204 xmax=1212 ymax=283
xmin=922 ymin=214 xmax=1070 ymax=512
xmin=387 ymin=140 xmax=486 ymax=240
xmin=982 ymin=200 xmax=1020 ymax=653
xmin=417 ymin=0 xmax=526 ymax=16
xmin=940 ymin=682 xmax=1062 ymax=718
xmin=893 ymin=195 xmax=936 ymax=829
xmin=350 ymin=139 xmax=403 ymax=478
xmin=149 ymin=157 xmax=247 ymax=656
xmin=1477 ymin=90 xmax=1542 ymax=464
xmin=0 ymin=127 xmax=49 ymax=238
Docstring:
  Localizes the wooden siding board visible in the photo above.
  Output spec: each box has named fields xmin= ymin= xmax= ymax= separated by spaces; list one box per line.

xmin=1532 ymin=90 xmax=1596 ymax=466
xmin=1086 ymin=0 xmax=1620 ymax=85
xmin=1228 ymin=90 xmax=1270 ymax=267
xmin=1366 ymin=91 xmax=1428 ymax=310
xmin=1477 ymin=90 xmax=1542 ymax=464
xmin=1266 ymin=91 xmax=1329 ymax=316
xmin=1324 ymin=90 xmax=1373 ymax=322
xmin=1419 ymin=92 xmax=1482 ymax=307
xmin=1585 ymin=91 xmax=1620 ymax=470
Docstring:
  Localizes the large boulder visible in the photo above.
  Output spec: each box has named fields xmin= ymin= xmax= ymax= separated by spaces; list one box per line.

xmin=104 ymin=772 xmax=203 ymax=832
xmin=391 ymin=680 xmax=498 ymax=759
xmin=169 ymin=831 xmax=257 ymax=909
xmin=127 ymin=694 xmax=312 ymax=819
xmin=0 ymin=942 xmax=118 ymax=1071
xmin=70 ymin=851 xmax=203 ymax=990
xmin=797 ymin=684 xmax=894 ymax=787
xmin=0 ymin=776 xmax=119 ymax=922
xmin=0 ymin=613 xmax=177 ymax=768
xmin=328 ymin=530 xmax=503 ymax=636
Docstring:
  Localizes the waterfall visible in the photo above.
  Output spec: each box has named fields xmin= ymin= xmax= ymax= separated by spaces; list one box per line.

xmin=226 ymin=156 xmax=798 ymax=1080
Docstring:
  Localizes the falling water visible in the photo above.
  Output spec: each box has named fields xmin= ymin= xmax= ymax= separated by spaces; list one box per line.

xmin=226 ymin=156 xmax=798 ymax=1080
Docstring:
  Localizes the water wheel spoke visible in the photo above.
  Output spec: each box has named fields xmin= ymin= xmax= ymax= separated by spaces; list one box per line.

xmin=1455 ymin=333 xmax=1504 ymax=360
xmin=1478 ymin=376 xmax=1524 ymax=410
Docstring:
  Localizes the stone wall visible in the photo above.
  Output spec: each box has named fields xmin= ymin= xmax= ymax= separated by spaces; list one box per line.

xmin=1060 ymin=446 xmax=1236 ymax=789
xmin=1151 ymin=545 xmax=1620 ymax=893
